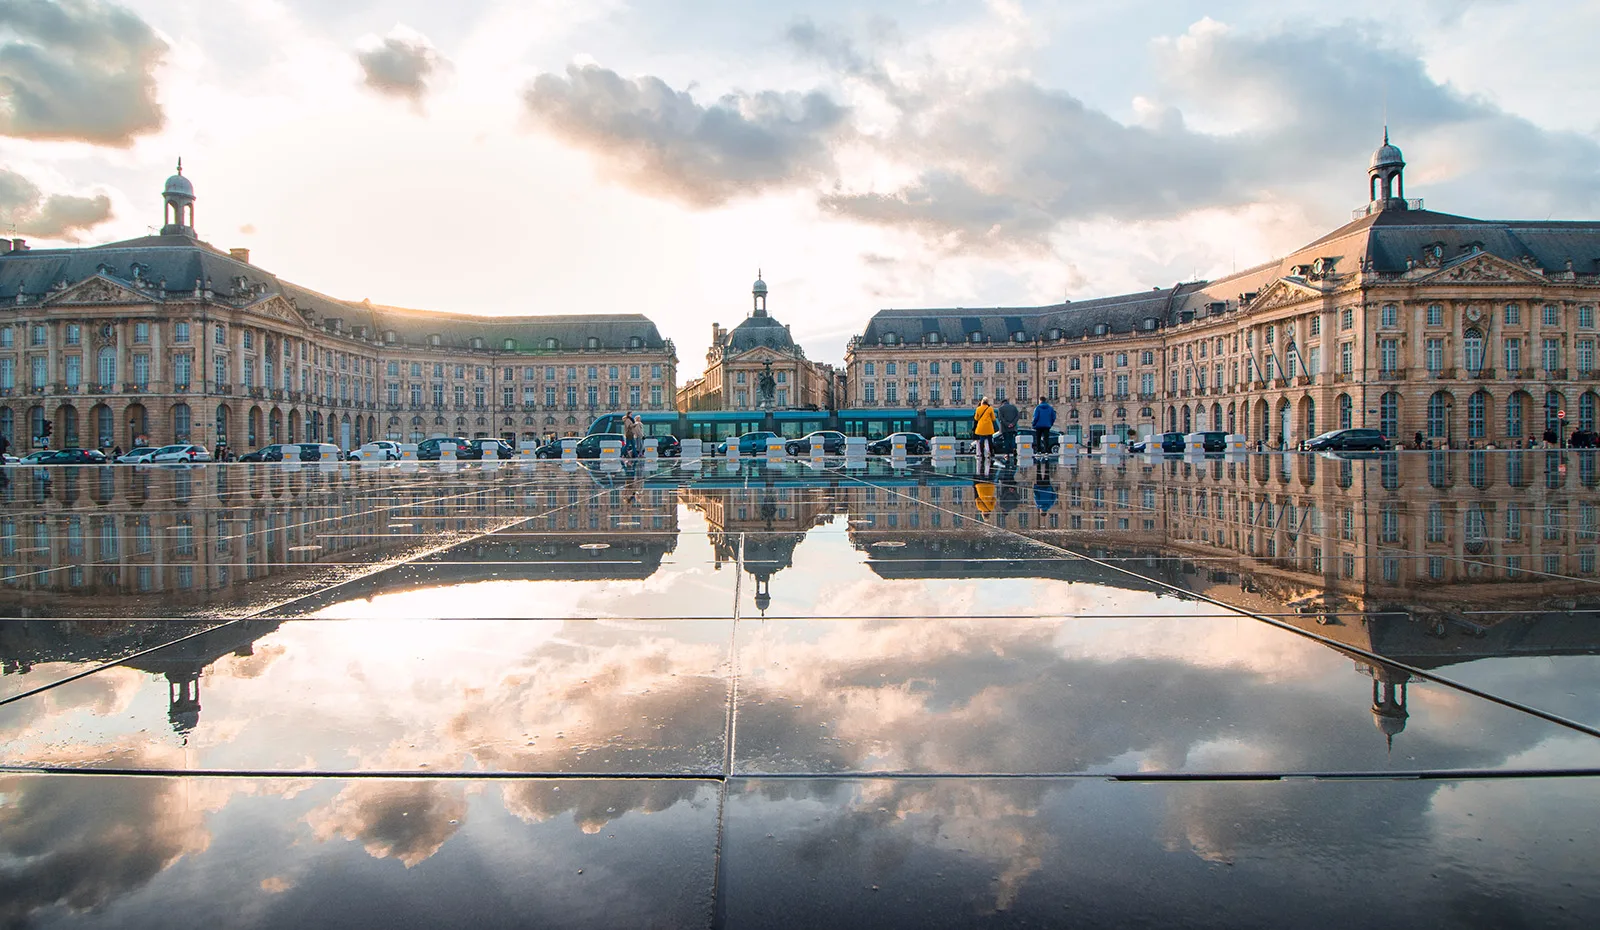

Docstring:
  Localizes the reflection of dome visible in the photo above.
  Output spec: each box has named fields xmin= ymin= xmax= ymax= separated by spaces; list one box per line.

xmin=1370 ymin=140 xmax=1404 ymax=171
xmin=1372 ymin=707 xmax=1407 ymax=737
xmin=725 ymin=315 xmax=795 ymax=353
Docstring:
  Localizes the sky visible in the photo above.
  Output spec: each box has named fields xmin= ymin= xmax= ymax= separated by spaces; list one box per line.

xmin=3 ymin=0 xmax=1600 ymax=378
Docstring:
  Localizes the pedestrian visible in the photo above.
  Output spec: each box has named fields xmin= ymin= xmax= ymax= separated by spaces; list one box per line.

xmin=974 ymin=397 xmax=996 ymax=460
xmin=998 ymin=397 xmax=1020 ymax=458
xmin=1031 ymin=396 xmax=1055 ymax=454
xmin=622 ymin=411 xmax=641 ymax=458
xmin=1414 ymin=430 xmax=1426 ymax=451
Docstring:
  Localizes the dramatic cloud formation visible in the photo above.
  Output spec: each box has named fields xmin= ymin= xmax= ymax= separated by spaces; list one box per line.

xmin=307 ymin=781 xmax=467 ymax=867
xmin=0 ymin=167 xmax=112 ymax=239
xmin=356 ymin=25 xmax=445 ymax=106
xmin=522 ymin=63 xmax=850 ymax=206
xmin=0 ymin=0 xmax=166 ymax=145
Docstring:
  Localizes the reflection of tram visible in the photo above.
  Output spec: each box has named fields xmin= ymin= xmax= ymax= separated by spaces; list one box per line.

xmin=590 ymin=408 xmax=1082 ymax=444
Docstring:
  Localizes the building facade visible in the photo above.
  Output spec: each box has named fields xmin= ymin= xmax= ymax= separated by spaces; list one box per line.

xmin=847 ymin=137 xmax=1600 ymax=449
xmin=677 ymin=276 xmax=835 ymax=412
xmin=0 ymin=168 xmax=677 ymax=453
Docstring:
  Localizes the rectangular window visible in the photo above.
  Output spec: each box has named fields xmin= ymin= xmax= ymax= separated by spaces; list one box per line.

xmin=1425 ymin=338 xmax=1443 ymax=372
xmin=1140 ymin=372 xmax=1154 ymax=395
xmin=1265 ymin=325 xmax=1274 ymax=344
xmin=1381 ymin=304 xmax=1397 ymax=327
xmin=30 ymin=356 xmax=45 ymax=388
xmin=885 ymin=382 xmax=899 ymax=404
xmin=1505 ymin=303 xmax=1521 ymax=325
xmin=29 ymin=324 xmax=44 ymax=346
xmin=951 ymin=361 xmax=962 ymax=375
xmin=1380 ymin=338 xmax=1398 ymax=372
xmin=65 ymin=355 xmax=82 ymax=388
xmin=1580 ymin=340 xmax=1595 ymax=374
xmin=1581 ymin=306 xmax=1596 ymax=329
xmin=65 ymin=323 xmax=81 ymax=345
xmin=1310 ymin=315 xmax=1321 ymax=336
xmin=864 ymin=362 xmax=875 ymax=376
xmin=242 ymin=358 xmax=254 ymax=388
xmin=503 ymin=387 xmax=514 ymax=406
xmin=651 ymin=385 xmax=662 ymax=405
xmin=1505 ymin=337 xmax=1522 ymax=372
xmin=214 ymin=356 xmax=226 ymax=387
xmin=1340 ymin=308 xmax=1353 ymax=330
xmin=1543 ymin=337 xmax=1561 ymax=371
xmin=607 ymin=365 xmax=617 ymax=380
xmin=134 ymin=322 xmax=150 ymax=343
xmin=1115 ymin=374 xmax=1128 ymax=396
xmin=132 ymin=354 xmax=149 ymax=386
xmin=546 ymin=387 xmax=556 ymax=406
xmin=0 ymin=327 xmax=11 ymax=348
xmin=1141 ymin=350 xmax=1154 ymax=365
xmin=1427 ymin=304 xmax=1443 ymax=326
xmin=1544 ymin=304 xmax=1560 ymax=326
xmin=215 ymin=324 xmax=226 ymax=346
xmin=864 ymin=383 xmax=876 ymax=403
xmin=973 ymin=361 xmax=983 ymax=375
xmin=565 ymin=385 xmax=577 ymax=407
xmin=887 ymin=362 xmax=897 ymax=376
xmin=1339 ymin=342 xmax=1351 ymax=375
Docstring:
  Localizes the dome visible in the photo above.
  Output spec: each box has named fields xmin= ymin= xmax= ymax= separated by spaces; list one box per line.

xmin=752 ymin=277 xmax=768 ymax=295
xmin=1370 ymin=140 xmax=1404 ymax=171
xmin=1372 ymin=706 xmax=1407 ymax=737
xmin=164 ymin=171 xmax=194 ymax=199
xmin=725 ymin=314 xmax=795 ymax=353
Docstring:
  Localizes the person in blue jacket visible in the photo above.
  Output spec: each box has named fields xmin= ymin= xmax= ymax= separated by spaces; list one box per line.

xmin=1031 ymin=397 xmax=1056 ymax=453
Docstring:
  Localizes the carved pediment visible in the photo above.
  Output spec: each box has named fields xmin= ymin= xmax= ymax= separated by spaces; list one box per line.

xmin=1418 ymin=252 xmax=1547 ymax=285
xmin=249 ymin=295 xmax=305 ymax=325
xmin=1247 ymin=278 xmax=1325 ymax=313
xmin=43 ymin=274 xmax=151 ymax=307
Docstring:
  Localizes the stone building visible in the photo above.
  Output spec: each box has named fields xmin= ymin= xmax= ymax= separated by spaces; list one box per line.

xmin=677 ymin=275 xmax=835 ymax=412
xmin=0 ymin=167 xmax=677 ymax=453
xmin=847 ymin=136 xmax=1600 ymax=449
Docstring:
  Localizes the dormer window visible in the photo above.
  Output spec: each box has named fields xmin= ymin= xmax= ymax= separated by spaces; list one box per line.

xmin=883 ymin=332 xmax=898 ymax=345
xmin=1049 ymin=328 xmax=1063 ymax=340
xmin=428 ymin=333 xmax=441 ymax=347
xmin=1093 ymin=323 xmax=1108 ymax=336
xmin=383 ymin=330 xmax=397 ymax=344
xmin=925 ymin=332 xmax=940 ymax=344
xmin=545 ymin=337 xmax=559 ymax=350
xmin=1012 ymin=331 xmax=1026 ymax=343
xmin=628 ymin=336 xmax=643 ymax=349
xmin=968 ymin=331 xmax=981 ymax=344
xmin=470 ymin=336 xmax=485 ymax=350
xmin=503 ymin=338 xmax=516 ymax=350
xmin=586 ymin=336 xmax=600 ymax=350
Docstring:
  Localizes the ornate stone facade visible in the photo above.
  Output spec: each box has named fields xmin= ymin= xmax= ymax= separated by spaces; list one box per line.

xmin=677 ymin=276 xmax=836 ymax=412
xmin=847 ymin=138 xmax=1600 ymax=449
xmin=0 ymin=168 xmax=678 ymax=453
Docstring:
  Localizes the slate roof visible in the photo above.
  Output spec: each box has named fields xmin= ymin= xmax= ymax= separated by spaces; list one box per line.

xmin=857 ymin=205 xmax=1600 ymax=347
xmin=0 ymin=232 xmax=670 ymax=353
xmin=724 ymin=313 xmax=801 ymax=354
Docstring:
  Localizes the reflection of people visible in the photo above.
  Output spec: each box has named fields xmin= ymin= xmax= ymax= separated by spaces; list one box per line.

xmin=973 ymin=475 xmax=995 ymax=516
xmin=1033 ymin=472 xmax=1056 ymax=512
xmin=974 ymin=398 xmax=996 ymax=460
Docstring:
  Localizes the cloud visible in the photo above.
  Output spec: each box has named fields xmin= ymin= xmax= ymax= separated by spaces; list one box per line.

xmin=0 ymin=167 xmax=112 ymax=240
xmin=0 ymin=0 xmax=166 ymax=145
xmin=307 ymin=781 xmax=467 ymax=868
xmin=521 ymin=63 xmax=850 ymax=207
xmin=356 ymin=25 xmax=445 ymax=106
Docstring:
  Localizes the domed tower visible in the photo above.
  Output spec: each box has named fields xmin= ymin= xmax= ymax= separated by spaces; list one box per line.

xmin=752 ymin=271 xmax=768 ymax=318
xmin=161 ymin=158 xmax=196 ymax=236
xmin=1368 ymin=129 xmax=1407 ymax=210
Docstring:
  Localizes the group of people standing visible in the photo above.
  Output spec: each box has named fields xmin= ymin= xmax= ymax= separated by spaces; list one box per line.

xmin=972 ymin=396 xmax=1056 ymax=461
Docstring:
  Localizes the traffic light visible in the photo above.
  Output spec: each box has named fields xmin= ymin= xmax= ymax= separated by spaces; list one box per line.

xmin=41 ymin=421 xmax=52 ymax=438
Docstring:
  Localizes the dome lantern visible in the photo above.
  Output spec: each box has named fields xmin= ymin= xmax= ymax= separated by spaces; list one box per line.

xmin=752 ymin=270 xmax=769 ymax=316
xmin=1367 ymin=129 xmax=1407 ymax=209
xmin=161 ymin=158 xmax=197 ymax=236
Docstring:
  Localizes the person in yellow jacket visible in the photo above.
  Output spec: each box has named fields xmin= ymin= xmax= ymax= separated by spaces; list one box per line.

xmin=973 ymin=397 xmax=996 ymax=460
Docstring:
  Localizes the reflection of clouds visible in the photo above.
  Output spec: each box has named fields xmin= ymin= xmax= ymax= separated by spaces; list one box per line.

xmin=500 ymin=780 xmax=710 ymax=835
xmin=0 ymin=747 xmax=214 ymax=926
xmin=213 ymin=642 xmax=286 ymax=680
xmin=307 ymin=781 xmax=468 ymax=868
xmin=0 ymin=666 xmax=144 ymax=743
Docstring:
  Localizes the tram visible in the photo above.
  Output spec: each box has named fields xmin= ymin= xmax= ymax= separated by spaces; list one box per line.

xmin=587 ymin=407 xmax=1123 ymax=445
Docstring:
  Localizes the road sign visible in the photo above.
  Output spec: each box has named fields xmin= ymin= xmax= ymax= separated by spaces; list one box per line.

xmin=1559 ymin=409 xmax=1568 ymax=420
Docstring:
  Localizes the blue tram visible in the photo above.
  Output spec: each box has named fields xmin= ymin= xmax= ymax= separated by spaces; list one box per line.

xmin=590 ymin=408 xmax=973 ymax=443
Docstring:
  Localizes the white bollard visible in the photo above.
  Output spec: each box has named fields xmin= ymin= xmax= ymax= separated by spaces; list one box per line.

xmin=1017 ymin=433 xmax=1034 ymax=461
xmin=560 ymin=438 xmax=578 ymax=461
xmin=725 ymin=439 xmax=739 ymax=462
xmin=766 ymin=438 xmax=785 ymax=459
xmin=1226 ymin=433 xmax=1248 ymax=454
xmin=643 ymin=438 xmax=659 ymax=459
xmin=440 ymin=442 xmax=457 ymax=462
xmin=680 ymin=438 xmax=703 ymax=466
xmin=518 ymin=440 xmax=537 ymax=461
xmin=482 ymin=444 xmax=498 ymax=461
xmin=931 ymin=436 xmax=956 ymax=458
xmin=599 ymin=439 xmax=622 ymax=461
xmin=1058 ymin=437 xmax=1080 ymax=462
xmin=281 ymin=444 xmax=302 ymax=465
xmin=809 ymin=440 xmax=825 ymax=464
xmin=845 ymin=436 xmax=867 ymax=461
xmin=400 ymin=443 xmax=418 ymax=462
xmin=1184 ymin=432 xmax=1206 ymax=456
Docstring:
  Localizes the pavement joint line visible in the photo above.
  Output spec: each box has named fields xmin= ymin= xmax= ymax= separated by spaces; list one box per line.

xmin=834 ymin=461 xmax=1600 ymax=742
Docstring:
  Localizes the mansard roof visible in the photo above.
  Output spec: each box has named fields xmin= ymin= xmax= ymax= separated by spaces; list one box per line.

xmin=0 ymin=232 xmax=670 ymax=354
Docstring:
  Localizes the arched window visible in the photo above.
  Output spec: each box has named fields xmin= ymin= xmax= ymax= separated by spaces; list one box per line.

xmin=926 ymin=332 xmax=941 ymax=344
xmin=1507 ymin=394 xmax=1525 ymax=439
xmin=1338 ymin=394 xmax=1353 ymax=430
xmin=1546 ymin=391 xmax=1565 ymax=433
xmin=1582 ymin=392 xmax=1597 ymax=432
xmin=0 ymin=407 xmax=11 ymax=442
xmin=1305 ymin=396 xmax=1316 ymax=437
xmin=97 ymin=347 xmax=116 ymax=388
xmin=1379 ymin=392 xmax=1399 ymax=439
xmin=1427 ymin=391 xmax=1451 ymax=439
xmin=173 ymin=403 xmax=191 ymax=442
xmin=1212 ymin=402 xmax=1222 ymax=431
xmin=1463 ymin=328 xmax=1485 ymax=373
xmin=969 ymin=332 xmax=982 ymax=344
xmin=1468 ymin=390 xmax=1488 ymax=439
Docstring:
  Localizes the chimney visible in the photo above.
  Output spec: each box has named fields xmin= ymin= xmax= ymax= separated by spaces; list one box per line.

xmin=0 ymin=240 xmax=11 ymax=255
xmin=229 ymin=247 xmax=250 ymax=263
xmin=10 ymin=238 xmax=25 ymax=252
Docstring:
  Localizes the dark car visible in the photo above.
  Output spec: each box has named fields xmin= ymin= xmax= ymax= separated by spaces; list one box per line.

xmin=574 ymin=433 xmax=627 ymax=458
xmin=715 ymin=431 xmax=780 ymax=456
xmin=1306 ymin=428 xmax=1390 ymax=452
xmin=786 ymin=430 xmax=847 ymax=455
xmin=237 ymin=443 xmax=291 ymax=463
xmin=866 ymin=432 xmax=932 ymax=455
xmin=465 ymin=438 xmax=516 ymax=460
xmin=1131 ymin=431 xmax=1187 ymax=454
xmin=647 ymin=434 xmax=682 ymax=456
xmin=36 ymin=448 xmax=109 ymax=465
xmin=992 ymin=429 xmax=1064 ymax=455
xmin=417 ymin=437 xmax=470 ymax=460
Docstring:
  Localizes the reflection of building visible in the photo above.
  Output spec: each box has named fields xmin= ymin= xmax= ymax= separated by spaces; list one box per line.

xmin=682 ymin=483 xmax=840 ymax=614
xmin=123 ymin=620 xmax=282 ymax=736
xmin=847 ymin=137 xmax=1600 ymax=450
xmin=0 ymin=167 xmax=677 ymax=453
xmin=677 ymin=276 xmax=836 ymax=412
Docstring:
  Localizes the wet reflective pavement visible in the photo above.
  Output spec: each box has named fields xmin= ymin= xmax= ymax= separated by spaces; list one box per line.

xmin=3 ymin=452 xmax=1599 ymax=927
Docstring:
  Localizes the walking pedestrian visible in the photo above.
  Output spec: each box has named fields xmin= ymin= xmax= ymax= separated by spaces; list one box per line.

xmin=974 ymin=397 xmax=996 ymax=460
xmin=998 ymin=397 xmax=1020 ymax=458
xmin=622 ymin=411 xmax=641 ymax=458
xmin=1031 ymin=396 xmax=1055 ymax=454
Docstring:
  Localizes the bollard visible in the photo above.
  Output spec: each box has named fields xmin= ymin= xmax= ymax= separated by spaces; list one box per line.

xmin=931 ymin=436 xmax=956 ymax=458
xmin=1226 ymin=434 xmax=1248 ymax=454
xmin=1017 ymin=434 xmax=1034 ymax=461
xmin=1058 ymin=438 xmax=1080 ymax=462
xmin=400 ymin=443 xmax=418 ymax=462
xmin=725 ymin=439 xmax=740 ymax=462
xmin=440 ymin=442 xmax=457 ymax=462
xmin=482 ymin=445 xmax=499 ymax=461
xmin=844 ymin=436 xmax=867 ymax=461
xmin=518 ymin=440 xmax=538 ymax=461
xmin=642 ymin=438 xmax=659 ymax=459
xmin=680 ymin=438 xmax=703 ymax=466
xmin=560 ymin=438 xmax=578 ymax=461
xmin=281 ymin=444 xmax=303 ymax=466
xmin=766 ymin=438 xmax=785 ymax=461
xmin=809 ymin=440 xmax=825 ymax=464
xmin=1184 ymin=432 xmax=1206 ymax=456
xmin=599 ymin=439 xmax=622 ymax=461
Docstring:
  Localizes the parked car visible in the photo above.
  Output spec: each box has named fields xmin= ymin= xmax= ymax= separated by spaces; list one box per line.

xmin=574 ymin=433 xmax=626 ymax=458
xmin=990 ymin=428 xmax=1065 ymax=455
xmin=33 ymin=448 xmax=109 ymax=465
xmin=534 ymin=437 xmax=568 ymax=459
xmin=117 ymin=446 xmax=161 ymax=464
xmin=786 ymin=430 xmax=847 ymax=455
xmin=1131 ymin=432 xmax=1187 ymax=454
xmin=650 ymin=434 xmax=682 ymax=457
xmin=416 ymin=437 xmax=470 ymax=460
xmin=347 ymin=440 xmax=402 ymax=461
xmin=150 ymin=444 xmax=212 ymax=463
xmin=18 ymin=450 xmax=55 ymax=464
xmin=1305 ymin=428 xmax=1390 ymax=452
xmin=238 ymin=443 xmax=287 ymax=463
xmin=464 ymin=438 xmax=516 ymax=460
xmin=297 ymin=443 xmax=343 ymax=462
xmin=715 ymin=431 xmax=780 ymax=456
xmin=866 ymin=432 xmax=932 ymax=455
